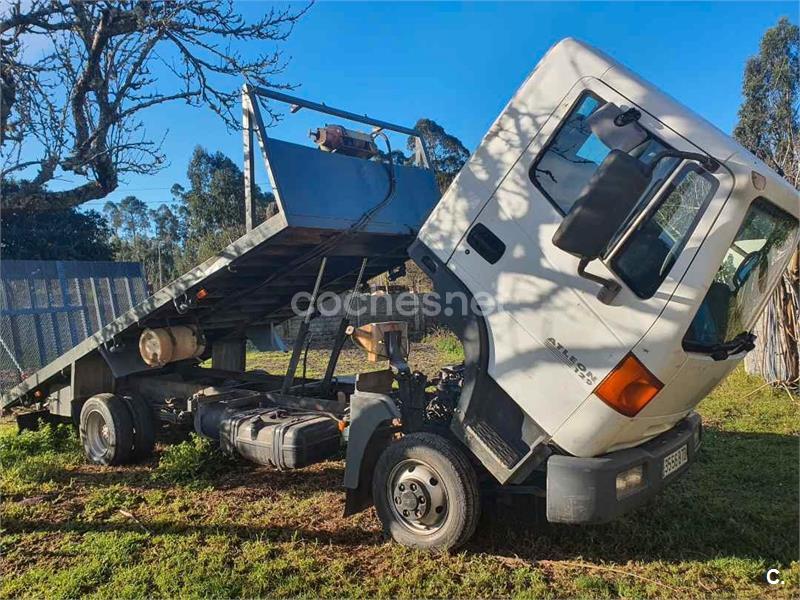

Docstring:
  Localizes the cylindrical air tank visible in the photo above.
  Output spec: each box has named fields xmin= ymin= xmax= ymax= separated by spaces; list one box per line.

xmin=139 ymin=325 xmax=205 ymax=367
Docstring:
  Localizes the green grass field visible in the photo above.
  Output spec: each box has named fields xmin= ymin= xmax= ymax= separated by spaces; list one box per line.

xmin=1 ymin=334 xmax=798 ymax=598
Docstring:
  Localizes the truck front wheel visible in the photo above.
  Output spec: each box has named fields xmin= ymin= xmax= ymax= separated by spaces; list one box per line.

xmin=372 ymin=432 xmax=480 ymax=551
xmin=79 ymin=393 xmax=134 ymax=465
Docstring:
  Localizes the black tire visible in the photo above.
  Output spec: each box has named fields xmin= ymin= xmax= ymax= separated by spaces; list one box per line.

xmin=124 ymin=396 xmax=156 ymax=461
xmin=372 ymin=432 xmax=480 ymax=551
xmin=79 ymin=393 xmax=134 ymax=465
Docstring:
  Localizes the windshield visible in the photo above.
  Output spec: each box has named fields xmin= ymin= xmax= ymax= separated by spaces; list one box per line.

xmin=684 ymin=197 xmax=798 ymax=349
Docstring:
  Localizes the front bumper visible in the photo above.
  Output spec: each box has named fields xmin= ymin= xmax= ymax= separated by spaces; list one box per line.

xmin=545 ymin=412 xmax=702 ymax=524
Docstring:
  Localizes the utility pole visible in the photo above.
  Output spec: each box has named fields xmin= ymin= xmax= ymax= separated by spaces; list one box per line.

xmin=157 ymin=242 xmax=163 ymax=289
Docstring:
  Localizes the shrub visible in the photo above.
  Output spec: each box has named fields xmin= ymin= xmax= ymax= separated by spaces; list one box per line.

xmin=422 ymin=327 xmax=464 ymax=363
xmin=0 ymin=422 xmax=81 ymax=467
xmin=153 ymin=433 xmax=232 ymax=485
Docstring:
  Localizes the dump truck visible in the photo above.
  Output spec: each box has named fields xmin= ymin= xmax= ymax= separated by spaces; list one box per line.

xmin=3 ymin=38 xmax=798 ymax=551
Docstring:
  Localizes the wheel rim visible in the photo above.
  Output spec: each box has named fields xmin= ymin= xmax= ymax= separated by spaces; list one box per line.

xmin=387 ymin=459 xmax=449 ymax=535
xmin=85 ymin=409 xmax=110 ymax=460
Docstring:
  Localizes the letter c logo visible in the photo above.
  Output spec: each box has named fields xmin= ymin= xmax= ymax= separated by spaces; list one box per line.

xmin=766 ymin=569 xmax=782 ymax=585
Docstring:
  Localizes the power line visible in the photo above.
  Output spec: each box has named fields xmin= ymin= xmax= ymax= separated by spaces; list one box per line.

xmin=87 ymin=181 xmax=271 ymax=193
xmin=83 ymin=199 xmax=174 ymax=206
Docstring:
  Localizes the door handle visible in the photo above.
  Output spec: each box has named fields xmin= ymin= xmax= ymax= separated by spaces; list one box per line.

xmin=466 ymin=223 xmax=506 ymax=264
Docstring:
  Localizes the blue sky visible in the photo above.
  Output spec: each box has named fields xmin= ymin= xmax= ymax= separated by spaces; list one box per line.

xmin=89 ymin=1 xmax=796 ymax=213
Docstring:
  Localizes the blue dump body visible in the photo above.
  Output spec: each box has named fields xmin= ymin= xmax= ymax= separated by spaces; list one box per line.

xmin=2 ymin=139 xmax=441 ymax=409
xmin=268 ymin=139 xmax=437 ymax=234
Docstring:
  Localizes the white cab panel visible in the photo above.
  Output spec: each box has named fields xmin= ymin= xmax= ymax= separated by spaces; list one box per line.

xmin=417 ymin=39 xmax=615 ymax=262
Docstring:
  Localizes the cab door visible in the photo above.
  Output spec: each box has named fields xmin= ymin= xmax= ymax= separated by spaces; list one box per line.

xmin=446 ymin=78 xmax=733 ymax=435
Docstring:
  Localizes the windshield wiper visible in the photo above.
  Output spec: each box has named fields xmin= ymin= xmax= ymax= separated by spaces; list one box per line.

xmin=684 ymin=332 xmax=756 ymax=361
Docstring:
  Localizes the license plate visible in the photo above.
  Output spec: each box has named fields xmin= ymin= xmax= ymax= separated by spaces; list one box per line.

xmin=663 ymin=445 xmax=688 ymax=478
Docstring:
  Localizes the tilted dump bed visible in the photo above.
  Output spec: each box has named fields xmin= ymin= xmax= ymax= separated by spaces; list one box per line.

xmin=2 ymin=135 xmax=440 ymax=410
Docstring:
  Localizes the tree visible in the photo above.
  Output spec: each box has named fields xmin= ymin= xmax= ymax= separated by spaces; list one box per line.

xmin=101 ymin=197 xmax=185 ymax=286
xmin=175 ymin=147 xmax=248 ymax=237
xmin=150 ymin=203 xmax=184 ymax=244
xmin=408 ymin=118 xmax=471 ymax=194
xmin=1 ymin=0 xmax=307 ymax=211
xmin=172 ymin=146 xmax=274 ymax=269
xmin=103 ymin=196 xmax=149 ymax=241
xmin=0 ymin=181 xmax=113 ymax=260
xmin=99 ymin=147 xmax=274 ymax=287
xmin=734 ymin=17 xmax=799 ymax=186
xmin=734 ymin=17 xmax=800 ymax=385
xmin=148 ymin=203 xmax=185 ymax=287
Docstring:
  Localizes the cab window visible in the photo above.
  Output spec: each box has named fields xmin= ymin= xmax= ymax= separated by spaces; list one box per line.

xmin=529 ymin=92 xmax=673 ymax=215
xmin=530 ymin=94 xmax=605 ymax=214
xmin=684 ymin=198 xmax=798 ymax=348
xmin=611 ymin=164 xmax=719 ymax=298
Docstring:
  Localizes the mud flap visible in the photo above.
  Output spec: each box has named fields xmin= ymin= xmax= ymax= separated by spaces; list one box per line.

xmin=342 ymin=378 xmax=400 ymax=516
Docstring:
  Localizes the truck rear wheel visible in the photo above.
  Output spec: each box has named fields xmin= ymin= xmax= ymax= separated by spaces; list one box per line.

xmin=79 ymin=393 xmax=134 ymax=465
xmin=373 ymin=432 xmax=480 ymax=551
xmin=124 ymin=396 xmax=156 ymax=461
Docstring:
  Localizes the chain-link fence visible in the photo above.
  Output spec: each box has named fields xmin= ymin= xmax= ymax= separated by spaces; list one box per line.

xmin=0 ymin=260 xmax=148 ymax=393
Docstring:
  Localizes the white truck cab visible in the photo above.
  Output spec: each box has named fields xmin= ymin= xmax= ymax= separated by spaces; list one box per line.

xmin=402 ymin=38 xmax=798 ymax=533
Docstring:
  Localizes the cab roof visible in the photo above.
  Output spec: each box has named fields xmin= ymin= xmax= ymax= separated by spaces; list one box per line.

xmin=552 ymin=38 xmax=798 ymax=216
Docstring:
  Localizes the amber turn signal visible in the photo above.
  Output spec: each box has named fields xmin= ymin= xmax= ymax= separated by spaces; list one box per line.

xmin=595 ymin=353 xmax=663 ymax=417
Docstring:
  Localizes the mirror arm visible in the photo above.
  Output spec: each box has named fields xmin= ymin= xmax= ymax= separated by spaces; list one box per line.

xmin=648 ymin=150 xmax=720 ymax=173
xmin=577 ymin=258 xmax=621 ymax=304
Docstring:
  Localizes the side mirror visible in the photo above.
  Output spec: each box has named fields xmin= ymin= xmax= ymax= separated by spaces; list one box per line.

xmin=552 ymin=150 xmax=652 ymax=303
xmin=553 ymin=150 xmax=651 ymax=261
xmin=552 ymin=148 xmax=719 ymax=304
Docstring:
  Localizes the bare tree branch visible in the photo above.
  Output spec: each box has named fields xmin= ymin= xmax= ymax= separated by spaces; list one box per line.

xmin=1 ymin=0 xmax=309 ymax=211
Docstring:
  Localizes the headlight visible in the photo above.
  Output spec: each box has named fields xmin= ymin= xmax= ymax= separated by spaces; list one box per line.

xmin=616 ymin=465 xmax=645 ymax=499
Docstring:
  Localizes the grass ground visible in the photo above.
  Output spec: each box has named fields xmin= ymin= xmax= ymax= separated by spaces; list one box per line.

xmin=1 ymin=333 xmax=798 ymax=598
